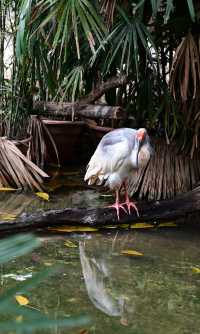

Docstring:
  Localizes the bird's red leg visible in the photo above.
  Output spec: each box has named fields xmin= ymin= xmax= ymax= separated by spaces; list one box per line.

xmin=108 ymin=189 xmax=127 ymax=221
xmin=123 ymin=182 xmax=139 ymax=216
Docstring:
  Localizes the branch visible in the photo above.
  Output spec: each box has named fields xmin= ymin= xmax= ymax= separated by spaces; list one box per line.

xmin=78 ymin=75 xmax=129 ymax=104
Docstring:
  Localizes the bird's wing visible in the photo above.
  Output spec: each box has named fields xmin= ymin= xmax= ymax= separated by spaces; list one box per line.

xmin=100 ymin=136 xmax=131 ymax=171
xmin=84 ymin=134 xmax=131 ymax=185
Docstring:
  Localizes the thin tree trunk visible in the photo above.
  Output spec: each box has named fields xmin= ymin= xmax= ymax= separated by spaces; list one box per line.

xmin=78 ymin=75 xmax=129 ymax=105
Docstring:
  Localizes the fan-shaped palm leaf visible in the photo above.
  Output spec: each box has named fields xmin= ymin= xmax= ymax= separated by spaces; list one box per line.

xmin=91 ymin=8 xmax=157 ymax=78
xmin=29 ymin=0 xmax=106 ymax=59
xmin=0 ymin=137 xmax=49 ymax=190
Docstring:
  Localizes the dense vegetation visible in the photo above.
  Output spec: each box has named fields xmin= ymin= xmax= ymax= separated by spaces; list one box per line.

xmin=0 ymin=0 xmax=200 ymax=153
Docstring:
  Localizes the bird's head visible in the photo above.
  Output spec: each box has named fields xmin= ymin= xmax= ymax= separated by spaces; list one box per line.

xmin=131 ymin=128 xmax=148 ymax=168
xmin=135 ymin=128 xmax=147 ymax=142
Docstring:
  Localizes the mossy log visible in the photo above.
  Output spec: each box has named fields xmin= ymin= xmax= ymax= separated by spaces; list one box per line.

xmin=0 ymin=186 xmax=200 ymax=232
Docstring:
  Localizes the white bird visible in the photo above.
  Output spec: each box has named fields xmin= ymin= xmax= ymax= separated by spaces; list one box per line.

xmin=84 ymin=128 xmax=153 ymax=220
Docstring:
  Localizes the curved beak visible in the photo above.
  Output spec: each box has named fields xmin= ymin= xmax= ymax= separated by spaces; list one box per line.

xmin=131 ymin=139 xmax=141 ymax=168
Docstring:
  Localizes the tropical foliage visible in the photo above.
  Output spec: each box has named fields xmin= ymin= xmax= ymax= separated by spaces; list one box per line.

xmin=1 ymin=0 xmax=200 ymax=152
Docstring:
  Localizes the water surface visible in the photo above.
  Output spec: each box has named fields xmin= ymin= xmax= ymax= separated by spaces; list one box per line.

xmin=0 ymin=168 xmax=200 ymax=334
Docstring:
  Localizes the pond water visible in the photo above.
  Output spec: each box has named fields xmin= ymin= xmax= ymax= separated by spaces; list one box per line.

xmin=0 ymin=168 xmax=200 ymax=334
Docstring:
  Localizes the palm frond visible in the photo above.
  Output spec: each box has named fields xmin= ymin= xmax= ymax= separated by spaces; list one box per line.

xmin=91 ymin=9 xmax=157 ymax=78
xmin=169 ymin=33 xmax=200 ymax=101
xmin=30 ymin=0 xmax=106 ymax=59
xmin=27 ymin=116 xmax=60 ymax=168
xmin=0 ymin=137 xmax=49 ymax=191
xmin=16 ymin=0 xmax=32 ymax=63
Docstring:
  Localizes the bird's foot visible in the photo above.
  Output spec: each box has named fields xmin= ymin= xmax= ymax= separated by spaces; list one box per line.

xmin=107 ymin=202 xmax=128 ymax=221
xmin=122 ymin=200 xmax=139 ymax=216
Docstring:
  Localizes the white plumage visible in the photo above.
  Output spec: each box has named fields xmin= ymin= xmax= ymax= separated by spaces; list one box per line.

xmin=84 ymin=128 xmax=153 ymax=219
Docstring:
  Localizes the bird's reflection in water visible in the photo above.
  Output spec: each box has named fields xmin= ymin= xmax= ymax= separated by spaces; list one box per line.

xmin=79 ymin=233 xmax=136 ymax=325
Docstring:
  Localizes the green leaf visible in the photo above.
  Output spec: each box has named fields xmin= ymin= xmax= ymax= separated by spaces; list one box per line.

xmin=164 ymin=0 xmax=174 ymax=23
xmin=0 ymin=234 xmax=40 ymax=265
xmin=186 ymin=0 xmax=195 ymax=22
xmin=150 ymin=0 xmax=161 ymax=17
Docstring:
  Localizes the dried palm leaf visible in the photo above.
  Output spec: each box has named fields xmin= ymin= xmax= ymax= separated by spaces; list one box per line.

xmin=169 ymin=33 xmax=200 ymax=102
xmin=128 ymin=138 xmax=200 ymax=200
xmin=169 ymin=33 xmax=200 ymax=155
xmin=0 ymin=137 xmax=49 ymax=191
xmin=27 ymin=116 xmax=60 ymax=168
xmin=100 ymin=0 xmax=117 ymax=27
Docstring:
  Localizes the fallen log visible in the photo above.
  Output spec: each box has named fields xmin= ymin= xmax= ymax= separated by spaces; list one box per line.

xmin=33 ymin=103 xmax=124 ymax=119
xmin=0 ymin=186 xmax=200 ymax=232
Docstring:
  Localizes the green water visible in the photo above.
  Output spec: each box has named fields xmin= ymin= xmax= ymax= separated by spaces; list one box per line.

xmin=0 ymin=168 xmax=200 ymax=334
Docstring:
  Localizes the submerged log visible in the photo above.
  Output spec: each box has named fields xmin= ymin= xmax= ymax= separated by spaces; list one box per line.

xmin=0 ymin=186 xmax=200 ymax=232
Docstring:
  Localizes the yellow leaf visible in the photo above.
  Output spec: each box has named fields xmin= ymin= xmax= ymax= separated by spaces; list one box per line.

xmin=16 ymin=315 xmax=23 ymax=323
xmin=130 ymin=223 xmax=154 ymax=229
xmin=15 ymin=295 xmax=29 ymax=306
xmin=64 ymin=240 xmax=77 ymax=248
xmin=118 ymin=224 xmax=130 ymax=228
xmin=158 ymin=222 xmax=177 ymax=227
xmin=49 ymin=226 xmax=98 ymax=232
xmin=121 ymin=249 xmax=144 ymax=256
xmin=0 ymin=213 xmax=16 ymax=221
xmin=35 ymin=192 xmax=49 ymax=201
xmin=0 ymin=187 xmax=17 ymax=192
xmin=192 ymin=267 xmax=200 ymax=274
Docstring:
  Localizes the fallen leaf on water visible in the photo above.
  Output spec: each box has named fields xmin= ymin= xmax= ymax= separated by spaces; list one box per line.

xmin=15 ymin=295 xmax=29 ymax=306
xmin=130 ymin=223 xmax=154 ymax=229
xmin=118 ymin=224 xmax=130 ymax=228
xmin=120 ymin=318 xmax=129 ymax=326
xmin=49 ymin=226 xmax=98 ymax=232
xmin=121 ymin=249 xmax=144 ymax=256
xmin=68 ymin=298 xmax=77 ymax=303
xmin=158 ymin=222 xmax=177 ymax=228
xmin=64 ymin=240 xmax=77 ymax=248
xmin=35 ymin=192 xmax=49 ymax=201
xmin=191 ymin=267 xmax=200 ymax=274
xmin=0 ymin=213 xmax=17 ymax=221
xmin=79 ymin=329 xmax=89 ymax=334
xmin=44 ymin=262 xmax=53 ymax=266
xmin=16 ymin=315 xmax=23 ymax=323
xmin=0 ymin=187 xmax=17 ymax=192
